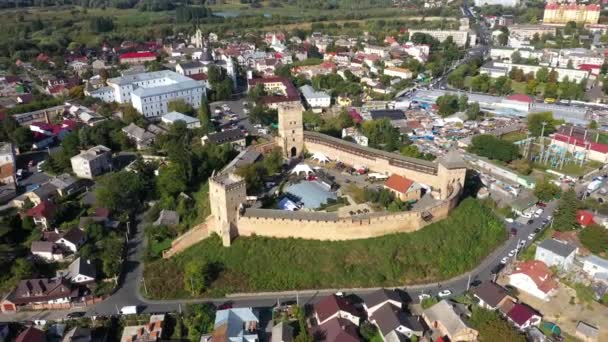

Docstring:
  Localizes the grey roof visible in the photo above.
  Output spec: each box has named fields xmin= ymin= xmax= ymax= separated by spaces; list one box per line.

xmin=370 ymin=109 xmax=405 ymax=121
xmin=122 ymin=123 xmax=155 ymax=142
xmin=576 ymin=321 xmax=599 ymax=338
xmin=271 ymin=322 xmax=294 ymax=342
xmin=472 ymin=282 xmax=509 ymax=308
xmin=206 ymin=129 xmax=245 ymax=144
xmin=364 ymin=289 xmax=402 ymax=309
xmin=178 ymin=60 xmax=204 ymax=70
xmin=371 ymin=303 xmax=423 ymax=336
xmin=49 ymin=173 xmax=78 ymax=189
xmin=31 ymin=241 xmax=55 ymax=253
xmin=32 ymin=183 xmax=58 ymax=200
xmin=64 ymin=257 xmax=96 ymax=281
xmin=63 ymin=326 xmax=91 ymax=342
xmin=300 ymin=85 xmax=330 ymax=100
xmin=162 ymin=111 xmax=200 ymax=125
xmin=423 ymin=300 xmax=472 ymax=338
xmin=215 ymin=308 xmax=259 ymax=342
xmin=438 ymin=149 xmax=467 ymax=170
xmin=584 ymin=255 xmax=608 ymax=270
xmin=73 ymin=145 xmax=111 ymax=161
xmin=538 ymin=239 xmax=577 ymax=258
xmin=106 ymin=70 xmax=204 ymax=99
xmin=154 ymin=209 xmax=180 ymax=226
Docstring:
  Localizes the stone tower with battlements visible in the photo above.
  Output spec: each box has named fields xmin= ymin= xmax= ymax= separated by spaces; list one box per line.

xmin=276 ymin=103 xmax=304 ymax=158
xmin=436 ymin=149 xmax=467 ymax=199
xmin=208 ymin=171 xmax=247 ymax=246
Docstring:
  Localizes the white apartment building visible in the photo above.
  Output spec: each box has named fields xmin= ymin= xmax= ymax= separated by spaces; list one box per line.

xmin=0 ymin=142 xmax=16 ymax=185
xmin=552 ymin=48 xmax=605 ymax=68
xmin=70 ymin=145 xmax=112 ymax=179
xmin=364 ymin=45 xmax=390 ymax=58
xmin=383 ymin=67 xmax=413 ymax=80
xmin=407 ymin=29 xmax=474 ymax=47
xmin=490 ymin=48 xmax=544 ymax=62
xmin=475 ymin=0 xmax=519 ymax=6
xmin=509 ymin=25 xmax=557 ymax=40
xmin=300 ymin=85 xmax=331 ymax=109
xmin=486 ymin=62 xmax=590 ymax=82
xmin=86 ymin=70 xmax=206 ymax=119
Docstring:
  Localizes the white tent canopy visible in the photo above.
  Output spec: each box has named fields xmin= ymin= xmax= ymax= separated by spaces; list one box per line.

xmin=291 ymin=163 xmax=315 ymax=176
xmin=311 ymin=152 xmax=330 ymax=163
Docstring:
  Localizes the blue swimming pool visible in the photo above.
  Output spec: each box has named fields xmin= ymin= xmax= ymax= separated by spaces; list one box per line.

xmin=285 ymin=180 xmax=336 ymax=209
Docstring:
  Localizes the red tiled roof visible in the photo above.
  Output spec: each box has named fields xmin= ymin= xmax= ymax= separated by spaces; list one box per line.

xmin=576 ymin=210 xmax=595 ymax=226
xmin=95 ymin=207 xmax=111 ymax=219
xmin=507 ymin=303 xmax=538 ymax=326
xmin=187 ymin=73 xmax=208 ymax=81
xmin=248 ymin=77 xmax=300 ymax=103
xmin=25 ymin=200 xmax=55 ymax=219
xmin=15 ymin=327 xmax=46 ymax=342
xmin=314 ymin=294 xmax=359 ymax=323
xmin=552 ymin=133 xmax=608 ymax=154
xmin=119 ymin=51 xmax=156 ymax=60
xmin=384 ymin=174 xmax=414 ymax=193
xmin=348 ymin=108 xmax=363 ymax=123
xmin=506 ymin=94 xmax=534 ymax=103
xmin=512 ymin=260 xmax=557 ymax=294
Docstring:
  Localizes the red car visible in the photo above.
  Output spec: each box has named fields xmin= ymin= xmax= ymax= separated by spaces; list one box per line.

xmin=536 ymin=202 xmax=547 ymax=208
xmin=510 ymin=228 xmax=517 ymax=236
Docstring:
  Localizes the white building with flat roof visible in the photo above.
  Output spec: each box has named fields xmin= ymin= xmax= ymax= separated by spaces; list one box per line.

xmin=161 ymin=111 xmax=201 ymax=129
xmin=475 ymin=0 xmax=519 ymax=6
xmin=407 ymin=29 xmax=474 ymax=47
xmin=300 ymin=85 xmax=331 ymax=109
xmin=86 ymin=70 xmax=206 ymax=119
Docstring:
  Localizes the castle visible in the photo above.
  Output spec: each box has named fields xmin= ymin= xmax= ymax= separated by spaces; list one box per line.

xmin=209 ymin=104 xmax=467 ymax=247
xmin=543 ymin=0 xmax=600 ymax=25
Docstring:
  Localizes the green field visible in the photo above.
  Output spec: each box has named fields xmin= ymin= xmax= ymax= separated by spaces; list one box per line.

xmin=142 ymin=198 xmax=507 ymax=299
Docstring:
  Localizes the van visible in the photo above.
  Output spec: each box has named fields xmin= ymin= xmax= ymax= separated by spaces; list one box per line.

xmin=119 ymin=306 xmax=138 ymax=315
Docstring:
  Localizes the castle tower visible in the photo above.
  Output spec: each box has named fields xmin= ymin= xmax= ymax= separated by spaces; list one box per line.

xmin=436 ymin=149 xmax=467 ymax=200
xmin=276 ymin=103 xmax=304 ymax=158
xmin=208 ymin=171 xmax=247 ymax=247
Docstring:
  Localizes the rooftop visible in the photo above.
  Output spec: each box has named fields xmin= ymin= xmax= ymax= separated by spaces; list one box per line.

xmin=538 ymin=238 xmax=577 ymax=258
xmin=162 ymin=111 xmax=200 ymax=125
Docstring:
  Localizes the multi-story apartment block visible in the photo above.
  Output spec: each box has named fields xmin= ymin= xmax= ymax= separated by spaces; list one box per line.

xmin=86 ymin=70 xmax=206 ymax=119
xmin=543 ymin=1 xmax=600 ymax=25
xmin=475 ymin=0 xmax=519 ymax=7
xmin=70 ymin=145 xmax=112 ymax=179
xmin=0 ymin=142 xmax=16 ymax=185
xmin=407 ymin=29 xmax=474 ymax=47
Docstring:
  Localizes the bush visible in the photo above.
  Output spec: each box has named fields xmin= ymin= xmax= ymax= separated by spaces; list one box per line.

xmin=579 ymin=224 xmax=608 ymax=255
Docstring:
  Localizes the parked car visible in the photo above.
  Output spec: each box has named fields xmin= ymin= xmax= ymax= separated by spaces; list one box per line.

xmin=438 ymin=290 xmax=452 ymax=298
xmin=66 ymin=311 xmax=86 ymax=319
xmin=469 ymin=280 xmax=482 ymax=288
xmin=518 ymin=240 xmax=526 ymax=248
xmin=536 ymin=202 xmax=547 ymax=208
xmin=510 ymin=228 xmax=517 ymax=236
xmin=418 ymin=293 xmax=431 ymax=301
xmin=119 ymin=306 xmax=138 ymax=315
xmin=527 ymin=219 xmax=534 ymax=225
xmin=528 ymin=233 xmax=535 ymax=240
xmin=505 ymin=218 xmax=514 ymax=223
xmin=534 ymin=208 xmax=544 ymax=218
xmin=501 ymin=257 xmax=508 ymax=264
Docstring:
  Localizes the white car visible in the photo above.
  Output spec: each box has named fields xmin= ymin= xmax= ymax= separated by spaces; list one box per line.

xmin=501 ymin=257 xmax=508 ymax=264
xmin=528 ymin=233 xmax=535 ymax=240
xmin=508 ymin=250 xmax=515 ymax=257
xmin=521 ymin=211 xmax=532 ymax=219
xmin=518 ymin=240 xmax=526 ymax=248
xmin=505 ymin=218 xmax=514 ymax=223
xmin=534 ymin=208 xmax=544 ymax=218
xmin=418 ymin=293 xmax=431 ymax=301
xmin=438 ymin=290 xmax=452 ymax=298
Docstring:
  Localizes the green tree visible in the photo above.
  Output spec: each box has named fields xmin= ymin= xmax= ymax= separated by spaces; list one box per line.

xmin=525 ymin=79 xmax=538 ymax=95
xmin=536 ymin=67 xmax=549 ymax=83
xmin=168 ymin=99 xmax=195 ymax=116
xmin=122 ymin=105 xmax=142 ymax=125
xmin=458 ymin=94 xmax=468 ymax=112
xmin=589 ymin=120 xmax=598 ymax=129
xmin=544 ymin=82 xmax=558 ymax=98
xmin=553 ymin=189 xmax=580 ymax=231
xmin=436 ymin=94 xmax=459 ymax=117
xmin=95 ymin=171 xmax=146 ymax=213
xmin=184 ymin=259 xmax=210 ymax=295
xmin=466 ymin=102 xmax=481 ymax=121
xmin=579 ymin=224 xmax=608 ymax=254
xmin=361 ymin=119 xmax=402 ymax=151
xmin=468 ymin=135 xmax=520 ymax=162
xmin=470 ymin=307 xmax=526 ymax=342
xmin=184 ymin=303 xmax=216 ymax=342
xmin=527 ymin=112 xmax=556 ymax=137
xmin=198 ymin=99 xmax=212 ymax=134
xmin=12 ymin=258 xmax=34 ymax=279
xmin=534 ymin=180 xmax=561 ymax=202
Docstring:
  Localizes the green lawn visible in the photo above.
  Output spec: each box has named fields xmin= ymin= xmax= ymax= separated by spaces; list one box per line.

xmin=500 ymin=131 xmax=528 ymax=143
xmin=142 ymin=198 xmax=507 ymax=299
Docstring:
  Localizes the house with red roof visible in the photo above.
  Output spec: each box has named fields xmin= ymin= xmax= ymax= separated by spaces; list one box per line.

xmin=314 ymin=294 xmax=361 ymax=326
xmin=246 ymin=77 xmax=301 ymax=109
xmin=506 ymin=303 xmax=542 ymax=330
xmin=25 ymin=200 xmax=56 ymax=229
xmin=384 ymin=174 xmax=421 ymax=202
xmin=508 ymin=260 xmax=558 ymax=301
xmin=119 ymin=51 xmax=156 ymax=65
xmin=15 ymin=327 xmax=46 ymax=342
xmin=576 ymin=210 xmax=595 ymax=227
xmin=551 ymin=132 xmax=608 ymax=163
xmin=313 ymin=317 xmax=361 ymax=342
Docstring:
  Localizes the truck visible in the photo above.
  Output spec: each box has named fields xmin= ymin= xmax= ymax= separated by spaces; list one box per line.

xmin=587 ymin=180 xmax=603 ymax=193
xmin=119 ymin=306 xmax=139 ymax=315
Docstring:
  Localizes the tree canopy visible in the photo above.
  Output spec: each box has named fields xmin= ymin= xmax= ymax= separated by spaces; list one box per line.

xmin=527 ymin=112 xmax=557 ymax=137
xmin=468 ymin=135 xmax=520 ymax=162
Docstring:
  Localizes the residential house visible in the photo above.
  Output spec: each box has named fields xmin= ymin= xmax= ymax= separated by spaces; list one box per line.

xmin=55 ymin=228 xmax=87 ymax=253
xmin=472 ymin=282 xmax=516 ymax=311
xmin=0 ymin=142 xmax=16 ymax=185
xmin=161 ymin=111 xmax=201 ymax=129
xmin=31 ymin=241 xmax=66 ymax=261
xmin=209 ymin=308 xmax=258 ymax=342
xmin=342 ymin=127 xmax=369 ymax=147
xmin=369 ymin=303 xmax=424 ymax=341
xmin=422 ymin=300 xmax=478 ymax=342
xmin=1 ymin=278 xmax=76 ymax=312
xmin=271 ymin=322 xmax=294 ymax=342
xmin=582 ymin=255 xmax=608 ymax=280
xmin=25 ymin=200 xmax=56 ymax=229
xmin=383 ymin=67 xmax=413 ymax=80
xmin=122 ymin=123 xmax=156 ymax=150
xmin=508 ymin=260 xmax=558 ymax=301
xmin=119 ymin=51 xmax=157 ymax=65
xmin=175 ymin=61 xmax=206 ymax=76
xmin=313 ymin=317 xmax=360 ymax=342
xmin=363 ymin=288 xmax=403 ymax=316
xmin=506 ymin=303 xmax=541 ymax=330
xmin=49 ymin=173 xmax=82 ymax=197
xmin=120 ymin=314 xmax=165 ymax=342
xmin=57 ymin=257 xmax=96 ymax=284
xmin=300 ymin=85 xmax=331 ymax=111
xmin=15 ymin=327 xmax=46 ymax=342
xmin=70 ymin=145 xmax=112 ymax=179
xmin=535 ymin=238 xmax=577 ymax=271
xmin=63 ymin=326 xmax=92 ymax=342
xmin=314 ymin=294 xmax=361 ymax=326
xmin=202 ymin=129 xmax=246 ymax=150
xmin=576 ymin=321 xmax=599 ymax=342
xmin=383 ymin=174 xmax=421 ymax=202
xmin=154 ymin=210 xmax=180 ymax=227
